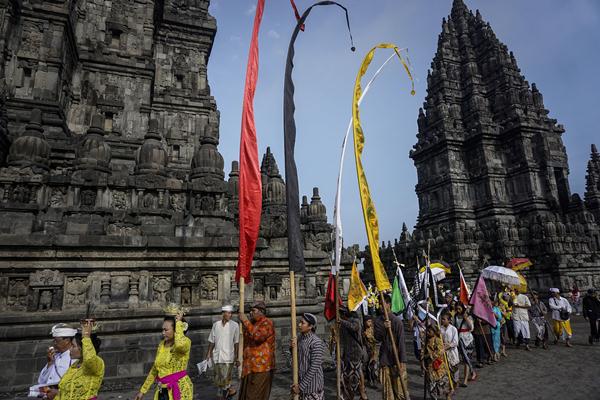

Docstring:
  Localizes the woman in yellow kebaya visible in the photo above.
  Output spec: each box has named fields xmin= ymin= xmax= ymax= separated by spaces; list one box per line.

xmin=54 ymin=320 xmax=104 ymax=400
xmin=135 ymin=310 xmax=192 ymax=400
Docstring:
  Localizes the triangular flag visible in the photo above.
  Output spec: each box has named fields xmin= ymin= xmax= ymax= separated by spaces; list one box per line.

xmin=347 ymin=262 xmax=367 ymax=312
xmin=469 ymin=275 xmax=497 ymax=328
xmin=391 ymin=274 xmax=405 ymax=314
xmin=459 ymin=267 xmax=470 ymax=306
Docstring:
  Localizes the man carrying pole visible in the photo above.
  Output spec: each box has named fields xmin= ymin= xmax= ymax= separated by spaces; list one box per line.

xmin=376 ymin=294 xmax=409 ymax=400
xmin=238 ymin=301 xmax=276 ymax=400
xmin=339 ymin=304 xmax=367 ymax=400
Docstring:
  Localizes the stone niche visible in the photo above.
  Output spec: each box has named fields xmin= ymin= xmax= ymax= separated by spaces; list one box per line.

xmin=28 ymin=269 xmax=64 ymax=312
xmin=264 ymin=274 xmax=282 ymax=301
xmin=173 ymin=270 xmax=200 ymax=306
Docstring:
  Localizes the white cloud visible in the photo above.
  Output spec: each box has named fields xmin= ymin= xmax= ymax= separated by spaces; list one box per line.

xmin=246 ymin=4 xmax=256 ymax=16
xmin=267 ymin=29 xmax=280 ymax=39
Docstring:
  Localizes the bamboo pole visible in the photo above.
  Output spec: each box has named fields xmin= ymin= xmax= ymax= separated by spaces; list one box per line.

xmin=238 ymin=277 xmax=245 ymax=380
xmin=437 ymin=328 xmax=455 ymax=392
xmin=379 ymin=291 xmax=410 ymax=400
xmin=290 ymin=271 xmax=299 ymax=400
xmin=423 ymin=241 xmax=431 ymax=400
xmin=335 ymin=273 xmax=342 ymax=399
xmin=423 ymin=298 xmax=429 ymax=400
xmin=477 ymin=319 xmax=494 ymax=359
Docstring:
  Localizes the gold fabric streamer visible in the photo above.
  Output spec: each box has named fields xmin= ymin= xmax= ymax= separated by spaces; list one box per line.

xmin=352 ymin=43 xmax=415 ymax=291
xmin=347 ymin=261 xmax=368 ymax=312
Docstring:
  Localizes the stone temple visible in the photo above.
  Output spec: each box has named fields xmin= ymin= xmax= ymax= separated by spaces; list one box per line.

xmin=1 ymin=0 xmax=599 ymax=396
xmin=373 ymin=0 xmax=600 ymax=290
xmin=0 ymin=0 xmax=336 ymax=394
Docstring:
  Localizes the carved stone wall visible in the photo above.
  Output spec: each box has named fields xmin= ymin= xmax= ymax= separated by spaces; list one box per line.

xmin=0 ymin=0 xmax=338 ymax=395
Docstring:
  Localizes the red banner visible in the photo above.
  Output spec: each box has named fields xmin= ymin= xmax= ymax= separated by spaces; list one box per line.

xmin=236 ymin=0 xmax=265 ymax=282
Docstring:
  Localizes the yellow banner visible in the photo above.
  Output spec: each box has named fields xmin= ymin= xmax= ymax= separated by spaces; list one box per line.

xmin=347 ymin=261 xmax=368 ymax=311
xmin=352 ymin=43 xmax=414 ymax=292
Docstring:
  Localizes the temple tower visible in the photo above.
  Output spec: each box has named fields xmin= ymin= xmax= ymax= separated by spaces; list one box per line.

xmin=409 ymin=0 xmax=574 ymax=273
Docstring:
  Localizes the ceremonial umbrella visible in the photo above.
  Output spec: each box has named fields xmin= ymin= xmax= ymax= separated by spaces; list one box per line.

xmin=418 ymin=267 xmax=446 ymax=283
xmin=506 ymin=258 xmax=533 ymax=272
xmin=429 ymin=260 xmax=451 ymax=274
xmin=481 ymin=265 xmax=521 ymax=286
xmin=514 ymin=272 xmax=528 ymax=294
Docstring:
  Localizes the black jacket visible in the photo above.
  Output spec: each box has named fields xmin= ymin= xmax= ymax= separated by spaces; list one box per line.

xmin=582 ymin=294 xmax=600 ymax=319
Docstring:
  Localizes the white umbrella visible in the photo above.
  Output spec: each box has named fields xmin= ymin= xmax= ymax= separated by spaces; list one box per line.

xmin=481 ymin=265 xmax=521 ymax=286
xmin=418 ymin=267 xmax=446 ymax=283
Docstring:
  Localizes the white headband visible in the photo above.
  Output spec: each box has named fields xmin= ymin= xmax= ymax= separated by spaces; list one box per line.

xmin=51 ymin=324 xmax=77 ymax=338
xmin=549 ymin=288 xmax=560 ymax=293
xmin=222 ymin=305 xmax=234 ymax=312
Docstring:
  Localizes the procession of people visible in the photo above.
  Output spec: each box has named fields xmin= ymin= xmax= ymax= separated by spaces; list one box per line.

xmin=28 ymin=275 xmax=597 ymax=400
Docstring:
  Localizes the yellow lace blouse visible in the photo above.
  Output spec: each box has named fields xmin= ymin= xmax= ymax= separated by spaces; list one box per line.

xmin=56 ymin=337 xmax=104 ymax=400
xmin=140 ymin=321 xmax=193 ymax=400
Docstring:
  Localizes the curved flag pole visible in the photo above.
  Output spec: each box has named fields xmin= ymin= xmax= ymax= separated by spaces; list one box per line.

xmin=283 ymin=2 xmax=354 ymax=399
xmin=352 ymin=43 xmax=415 ymax=400
xmin=333 ymin=52 xmax=399 ymax=274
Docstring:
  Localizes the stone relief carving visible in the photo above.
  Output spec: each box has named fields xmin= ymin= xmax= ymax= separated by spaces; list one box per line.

xmin=200 ymin=274 xmax=218 ymax=300
xmin=198 ymin=196 xmax=215 ymax=212
xmin=143 ymin=192 xmax=157 ymax=209
xmin=38 ymin=290 xmax=53 ymax=310
xmin=65 ymin=276 xmax=89 ymax=305
xmin=11 ymin=185 xmax=31 ymax=204
xmin=181 ymin=286 xmax=192 ymax=305
xmin=152 ymin=276 xmax=171 ymax=303
xmin=112 ymin=191 xmax=128 ymax=210
xmin=80 ymin=189 xmax=97 ymax=207
xmin=100 ymin=277 xmax=111 ymax=303
xmin=129 ymin=273 xmax=139 ymax=304
xmin=281 ymin=277 xmax=291 ymax=298
xmin=30 ymin=269 xmax=63 ymax=287
xmin=253 ymin=277 xmax=264 ymax=301
xmin=169 ymin=193 xmax=185 ymax=212
xmin=107 ymin=224 xmax=141 ymax=236
xmin=50 ymin=187 xmax=66 ymax=207
xmin=7 ymin=278 xmax=29 ymax=308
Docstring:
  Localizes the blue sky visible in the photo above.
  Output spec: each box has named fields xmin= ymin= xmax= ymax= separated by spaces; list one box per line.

xmin=207 ymin=0 xmax=600 ymax=248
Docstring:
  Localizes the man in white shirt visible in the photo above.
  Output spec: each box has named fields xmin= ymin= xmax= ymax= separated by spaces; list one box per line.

xmin=206 ymin=305 xmax=240 ymax=400
xmin=512 ymin=291 xmax=532 ymax=351
xmin=30 ymin=323 xmax=77 ymax=398
xmin=440 ymin=312 xmax=459 ymax=385
xmin=549 ymin=288 xmax=573 ymax=347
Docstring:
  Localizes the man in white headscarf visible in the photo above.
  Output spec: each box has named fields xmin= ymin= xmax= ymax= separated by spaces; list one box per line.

xmin=549 ymin=288 xmax=573 ymax=347
xmin=30 ymin=323 xmax=77 ymax=397
xmin=206 ymin=305 xmax=240 ymax=400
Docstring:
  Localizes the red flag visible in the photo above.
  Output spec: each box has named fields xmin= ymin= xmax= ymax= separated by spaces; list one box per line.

xmin=236 ymin=0 xmax=265 ymax=283
xmin=469 ymin=276 xmax=497 ymax=328
xmin=459 ymin=268 xmax=470 ymax=306
xmin=506 ymin=257 xmax=532 ymax=271
xmin=324 ymin=273 xmax=341 ymax=321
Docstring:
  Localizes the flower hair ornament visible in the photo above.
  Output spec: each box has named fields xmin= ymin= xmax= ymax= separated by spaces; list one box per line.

xmin=163 ymin=303 xmax=190 ymax=331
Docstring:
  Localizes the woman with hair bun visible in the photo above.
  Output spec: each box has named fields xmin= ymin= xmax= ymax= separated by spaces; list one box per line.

xmin=55 ymin=320 xmax=104 ymax=400
xmin=135 ymin=307 xmax=192 ymax=400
